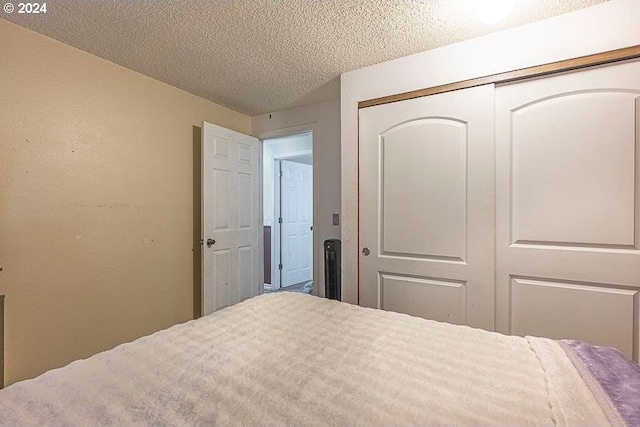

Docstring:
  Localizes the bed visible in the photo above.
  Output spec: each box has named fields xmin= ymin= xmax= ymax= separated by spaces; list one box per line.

xmin=1 ymin=292 xmax=638 ymax=426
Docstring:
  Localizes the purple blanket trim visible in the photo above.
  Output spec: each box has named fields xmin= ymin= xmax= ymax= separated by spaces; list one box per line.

xmin=563 ymin=339 xmax=640 ymax=427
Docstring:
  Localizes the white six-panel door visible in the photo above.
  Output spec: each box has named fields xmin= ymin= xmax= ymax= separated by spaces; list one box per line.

xmin=359 ymin=85 xmax=495 ymax=330
xmin=279 ymin=159 xmax=313 ymax=287
xmin=202 ymin=122 xmax=260 ymax=316
xmin=495 ymin=61 xmax=640 ymax=360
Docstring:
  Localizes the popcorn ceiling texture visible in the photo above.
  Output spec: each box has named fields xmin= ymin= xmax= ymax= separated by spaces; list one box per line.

xmin=3 ymin=0 xmax=604 ymax=115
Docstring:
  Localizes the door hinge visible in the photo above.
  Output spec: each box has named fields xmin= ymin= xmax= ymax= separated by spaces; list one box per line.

xmin=278 ymin=263 xmax=282 ymax=270
xmin=278 ymin=217 xmax=283 ymax=224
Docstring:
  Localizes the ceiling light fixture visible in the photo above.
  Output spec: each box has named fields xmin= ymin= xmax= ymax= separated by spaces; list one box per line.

xmin=476 ymin=0 xmax=515 ymax=25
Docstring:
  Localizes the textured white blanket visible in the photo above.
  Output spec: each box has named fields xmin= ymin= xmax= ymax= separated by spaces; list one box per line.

xmin=0 ymin=293 xmax=613 ymax=426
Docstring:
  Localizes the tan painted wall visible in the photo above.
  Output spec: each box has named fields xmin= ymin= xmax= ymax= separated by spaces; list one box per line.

xmin=0 ymin=19 xmax=250 ymax=385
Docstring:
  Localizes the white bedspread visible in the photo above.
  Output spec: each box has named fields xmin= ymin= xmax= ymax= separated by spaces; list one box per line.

xmin=0 ymin=293 xmax=614 ymax=426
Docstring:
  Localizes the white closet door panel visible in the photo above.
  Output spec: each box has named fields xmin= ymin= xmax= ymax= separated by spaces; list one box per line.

xmin=359 ymin=84 xmax=495 ymax=330
xmin=496 ymin=60 xmax=640 ymax=360
xmin=510 ymin=277 xmax=638 ymax=358
xmin=511 ymin=92 xmax=636 ymax=246
xmin=382 ymin=119 xmax=467 ymax=259
xmin=381 ymin=274 xmax=466 ymax=325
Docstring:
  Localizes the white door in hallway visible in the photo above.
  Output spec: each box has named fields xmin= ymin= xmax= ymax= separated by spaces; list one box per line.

xmin=495 ymin=60 xmax=640 ymax=360
xmin=358 ymin=84 xmax=495 ymax=330
xmin=202 ymin=122 xmax=261 ymax=316
xmin=279 ymin=159 xmax=313 ymax=287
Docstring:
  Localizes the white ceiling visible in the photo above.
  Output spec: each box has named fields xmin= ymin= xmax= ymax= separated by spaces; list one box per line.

xmin=3 ymin=0 xmax=605 ymax=116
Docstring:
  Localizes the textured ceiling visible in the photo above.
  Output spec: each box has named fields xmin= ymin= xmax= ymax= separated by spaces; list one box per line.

xmin=3 ymin=0 xmax=605 ymax=115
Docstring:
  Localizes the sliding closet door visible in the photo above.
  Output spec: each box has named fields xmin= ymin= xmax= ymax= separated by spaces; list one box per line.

xmin=495 ymin=61 xmax=640 ymax=360
xmin=359 ymin=85 xmax=495 ymax=331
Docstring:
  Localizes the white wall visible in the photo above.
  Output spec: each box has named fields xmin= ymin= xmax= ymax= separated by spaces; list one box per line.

xmin=341 ymin=0 xmax=640 ymax=305
xmin=252 ymin=97 xmax=341 ymax=297
xmin=263 ymin=133 xmax=313 ymax=226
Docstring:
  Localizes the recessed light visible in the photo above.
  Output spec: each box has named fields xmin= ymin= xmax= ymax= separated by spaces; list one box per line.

xmin=476 ymin=0 xmax=515 ymax=25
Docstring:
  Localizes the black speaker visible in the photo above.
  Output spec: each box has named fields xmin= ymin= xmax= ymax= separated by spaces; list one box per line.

xmin=324 ymin=239 xmax=341 ymax=300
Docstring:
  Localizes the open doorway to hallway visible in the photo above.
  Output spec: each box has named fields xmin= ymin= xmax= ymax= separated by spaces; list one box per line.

xmin=262 ymin=132 xmax=313 ymax=294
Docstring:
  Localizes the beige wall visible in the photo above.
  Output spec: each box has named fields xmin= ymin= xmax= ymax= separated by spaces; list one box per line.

xmin=0 ymin=19 xmax=250 ymax=385
xmin=252 ymin=98 xmax=341 ymax=298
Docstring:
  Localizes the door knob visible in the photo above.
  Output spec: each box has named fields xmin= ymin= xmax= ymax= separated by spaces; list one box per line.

xmin=206 ymin=238 xmax=216 ymax=248
xmin=362 ymin=247 xmax=370 ymax=256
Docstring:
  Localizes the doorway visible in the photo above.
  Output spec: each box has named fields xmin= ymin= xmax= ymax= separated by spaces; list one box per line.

xmin=262 ymin=132 xmax=313 ymax=294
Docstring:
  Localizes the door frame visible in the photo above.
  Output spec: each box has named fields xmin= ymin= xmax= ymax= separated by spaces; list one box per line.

xmin=256 ymin=123 xmax=319 ymax=296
